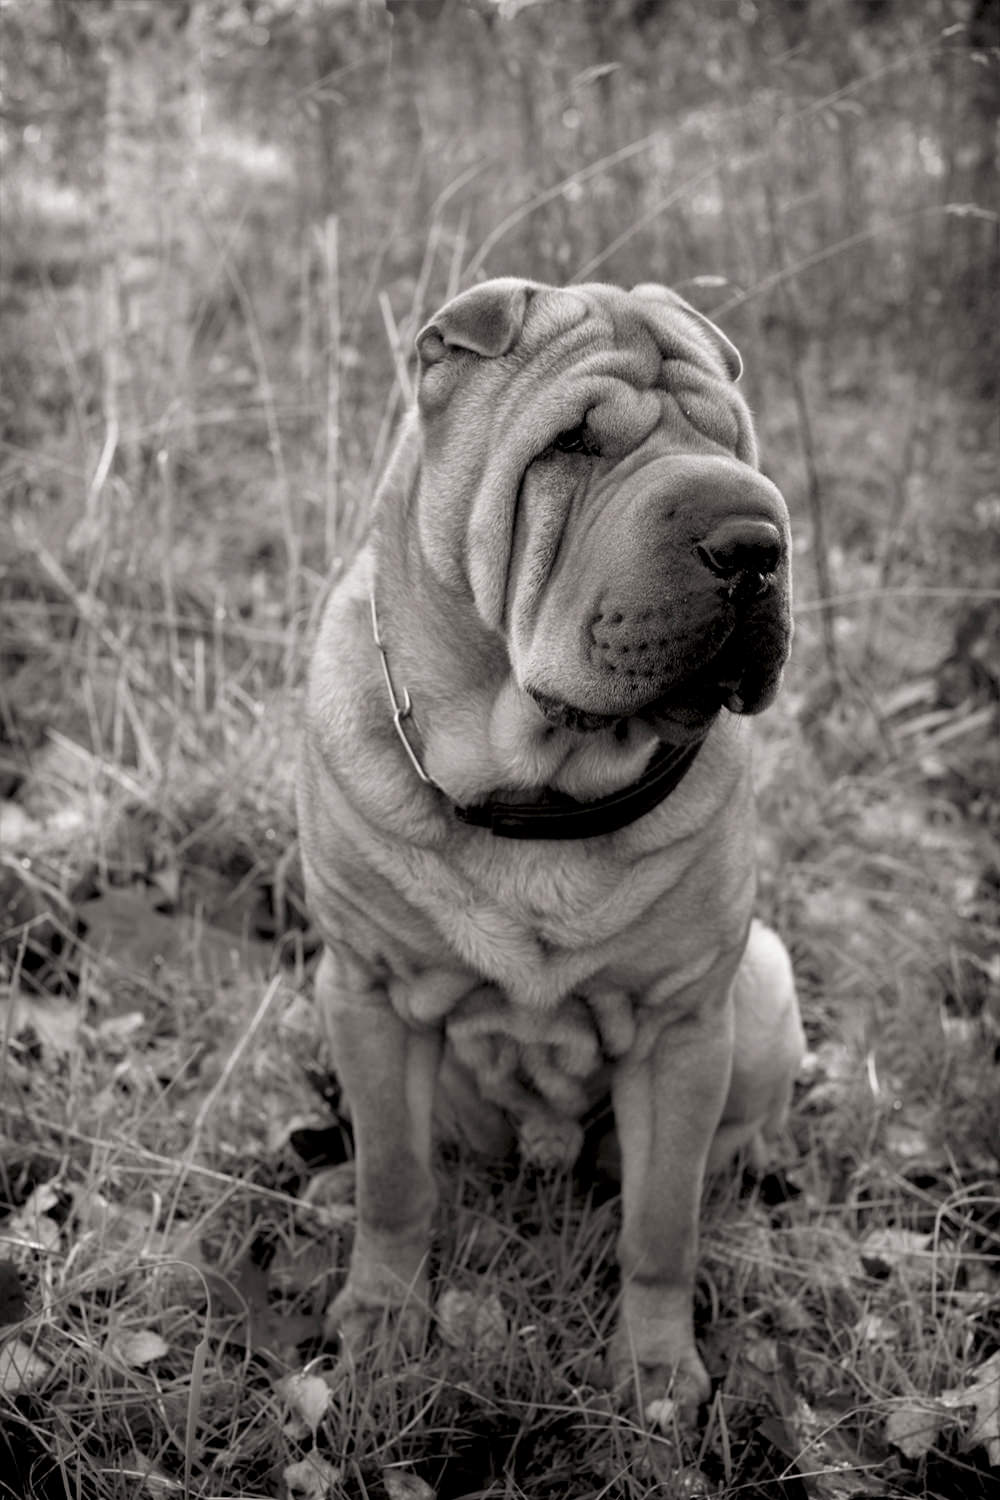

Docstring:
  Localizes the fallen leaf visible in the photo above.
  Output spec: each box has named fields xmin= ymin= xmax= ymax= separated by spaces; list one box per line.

xmin=117 ymin=1330 xmax=169 ymax=1367
xmin=744 ymin=1336 xmax=781 ymax=1374
xmin=884 ymin=1121 xmax=932 ymax=1160
xmin=382 ymin=1468 xmax=436 ymax=1500
xmin=886 ymin=1401 xmax=948 ymax=1459
xmin=283 ymin=1454 xmax=342 ymax=1499
xmin=4 ymin=992 xmax=81 ymax=1056
xmin=149 ymin=860 xmax=182 ymax=909
xmin=644 ymin=1394 xmax=676 ymax=1430
xmin=201 ymin=1248 xmax=323 ymax=1357
xmin=74 ymin=1190 xmax=157 ymax=1254
xmin=799 ymin=1041 xmax=854 ymax=1086
xmin=2 ymin=1181 xmax=63 ymax=1253
xmin=94 ymin=1010 xmax=148 ymax=1043
xmin=0 ymin=1337 xmax=51 ymax=1394
xmin=80 ymin=886 xmax=272 ymax=979
xmin=855 ymin=1311 xmax=898 ymax=1345
xmin=0 ymin=802 xmax=38 ymax=844
xmin=670 ymin=1468 xmax=718 ymax=1499
xmin=436 ymin=1287 xmax=508 ymax=1354
xmin=279 ymin=1371 xmax=331 ymax=1438
xmin=942 ymin=1350 xmax=1000 ymax=1466
xmin=939 ymin=1011 xmax=980 ymax=1047
xmin=860 ymin=1227 xmax=932 ymax=1279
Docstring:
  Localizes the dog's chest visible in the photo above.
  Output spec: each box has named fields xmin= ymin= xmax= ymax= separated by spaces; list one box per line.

xmin=387 ymin=817 xmax=725 ymax=1140
xmin=386 ymin=810 xmax=725 ymax=1065
xmin=439 ymin=842 xmax=644 ymax=1001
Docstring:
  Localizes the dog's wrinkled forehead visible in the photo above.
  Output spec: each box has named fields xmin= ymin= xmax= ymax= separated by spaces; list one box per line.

xmin=518 ymin=285 xmax=665 ymax=382
xmin=561 ymin=282 xmax=741 ymax=384
xmin=416 ymin=278 xmax=739 ymax=408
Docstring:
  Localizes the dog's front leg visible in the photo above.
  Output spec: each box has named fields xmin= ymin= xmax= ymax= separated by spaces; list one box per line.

xmin=315 ymin=947 xmax=442 ymax=1358
xmin=610 ymin=983 xmax=734 ymax=1425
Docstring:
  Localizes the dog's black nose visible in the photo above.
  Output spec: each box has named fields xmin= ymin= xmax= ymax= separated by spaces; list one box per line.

xmin=695 ymin=518 xmax=783 ymax=579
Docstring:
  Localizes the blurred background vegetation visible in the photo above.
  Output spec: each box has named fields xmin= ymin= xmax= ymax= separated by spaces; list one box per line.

xmin=2 ymin=0 xmax=996 ymax=615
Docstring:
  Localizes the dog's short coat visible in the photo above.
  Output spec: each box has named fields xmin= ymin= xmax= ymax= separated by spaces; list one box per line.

xmin=297 ymin=278 xmax=805 ymax=1425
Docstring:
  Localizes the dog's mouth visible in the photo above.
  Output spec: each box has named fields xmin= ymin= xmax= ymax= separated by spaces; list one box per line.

xmin=527 ymin=689 xmax=628 ymax=735
xmin=526 ymin=679 xmax=738 ymax=741
xmin=527 ymin=658 xmax=775 ymax=742
xmin=525 ymin=579 xmax=792 ymax=742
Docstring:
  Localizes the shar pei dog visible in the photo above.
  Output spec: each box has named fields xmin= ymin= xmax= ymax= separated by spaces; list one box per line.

xmin=297 ymin=277 xmax=805 ymax=1424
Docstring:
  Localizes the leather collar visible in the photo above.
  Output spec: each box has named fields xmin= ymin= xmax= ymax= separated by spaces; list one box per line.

xmin=454 ymin=735 xmax=705 ymax=839
xmin=371 ymin=592 xmax=705 ymax=841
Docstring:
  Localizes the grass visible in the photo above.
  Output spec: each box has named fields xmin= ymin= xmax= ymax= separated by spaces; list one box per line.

xmin=2 ymin=364 xmax=997 ymax=1500
xmin=2 ymin=5 xmax=999 ymax=1495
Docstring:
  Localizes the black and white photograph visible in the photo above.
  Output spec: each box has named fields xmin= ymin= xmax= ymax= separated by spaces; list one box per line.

xmin=1 ymin=2 xmax=997 ymax=1496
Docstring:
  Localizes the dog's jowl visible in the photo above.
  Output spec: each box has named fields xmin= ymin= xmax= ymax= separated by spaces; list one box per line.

xmin=297 ymin=278 xmax=805 ymax=1425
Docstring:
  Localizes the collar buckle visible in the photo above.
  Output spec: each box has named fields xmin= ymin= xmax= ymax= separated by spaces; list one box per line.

xmin=370 ymin=594 xmax=437 ymax=786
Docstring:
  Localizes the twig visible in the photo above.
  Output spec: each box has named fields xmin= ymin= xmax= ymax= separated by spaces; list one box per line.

xmin=378 ymin=290 xmax=414 ymax=407
xmin=318 ymin=213 xmax=341 ymax=566
xmin=761 ymin=167 xmax=839 ymax=688
xmin=861 ymin=383 xmax=930 ymax=666
xmin=13 ymin=1117 xmax=354 ymax=1222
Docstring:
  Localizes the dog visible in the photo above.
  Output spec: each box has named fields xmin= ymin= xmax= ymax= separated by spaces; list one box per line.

xmin=296 ymin=277 xmax=805 ymax=1425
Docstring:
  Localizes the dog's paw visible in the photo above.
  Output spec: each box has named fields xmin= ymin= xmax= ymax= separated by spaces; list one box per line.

xmin=324 ymin=1277 xmax=429 ymax=1362
xmin=517 ymin=1111 xmax=584 ymax=1169
xmin=638 ymin=1357 xmax=711 ymax=1432
xmin=609 ymin=1335 xmax=711 ymax=1429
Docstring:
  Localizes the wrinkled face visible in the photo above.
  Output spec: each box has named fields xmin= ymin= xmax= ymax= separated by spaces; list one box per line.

xmin=415 ymin=279 xmax=792 ymax=742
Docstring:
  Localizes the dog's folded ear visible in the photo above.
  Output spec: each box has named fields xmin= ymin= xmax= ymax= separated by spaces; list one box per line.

xmin=417 ymin=278 xmax=535 ymax=365
xmin=631 ymin=283 xmax=743 ymax=382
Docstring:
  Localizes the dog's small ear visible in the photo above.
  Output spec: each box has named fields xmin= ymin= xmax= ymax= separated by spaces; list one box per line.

xmin=631 ymin=282 xmax=743 ymax=382
xmin=417 ymin=279 xmax=535 ymax=365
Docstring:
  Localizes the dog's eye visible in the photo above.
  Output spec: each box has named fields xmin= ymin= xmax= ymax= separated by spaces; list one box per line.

xmin=548 ymin=423 xmax=599 ymax=457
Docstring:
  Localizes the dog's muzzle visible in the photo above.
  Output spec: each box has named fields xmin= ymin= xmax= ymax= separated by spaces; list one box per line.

xmin=520 ymin=467 xmax=792 ymax=739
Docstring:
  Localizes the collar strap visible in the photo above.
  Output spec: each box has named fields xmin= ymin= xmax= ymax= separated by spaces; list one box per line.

xmin=370 ymin=591 xmax=705 ymax=841
xmin=453 ymin=736 xmax=705 ymax=840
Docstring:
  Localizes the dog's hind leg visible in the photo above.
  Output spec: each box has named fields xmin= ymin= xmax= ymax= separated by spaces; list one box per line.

xmin=707 ymin=920 xmax=804 ymax=1173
